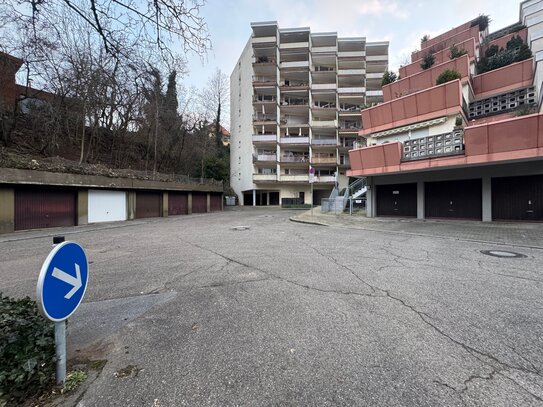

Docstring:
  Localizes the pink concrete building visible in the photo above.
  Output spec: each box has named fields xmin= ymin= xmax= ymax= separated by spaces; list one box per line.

xmin=348 ymin=0 xmax=543 ymax=222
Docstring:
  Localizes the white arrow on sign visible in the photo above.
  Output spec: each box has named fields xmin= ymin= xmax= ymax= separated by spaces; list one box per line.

xmin=52 ymin=264 xmax=82 ymax=299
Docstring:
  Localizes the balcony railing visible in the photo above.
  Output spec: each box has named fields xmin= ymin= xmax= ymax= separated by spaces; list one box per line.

xmin=312 ymin=138 xmax=337 ymax=145
xmin=280 ymin=79 xmax=309 ymax=87
xmin=280 ymin=155 xmax=309 ymax=163
xmin=313 ymin=66 xmax=335 ymax=72
xmin=254 ymin=95 xmax=277 ymax=103
xmin=253 ymin=154 xmax=277 ymax=162
xmin=253 ymin=114 xmax=277 ymax=122
xmin=468 ymin=86 xmax=536 ymax=119
xmin=280 ymin=98 xmax=309 ymax=106
xmin=337 ymin=87 xmax=365 ymax=94
xmin=253 ymin=174 xmax=277 ymax=181
xmin=253 ymin=56 xmax=276 ymax=64
xmin=312 ymin=157 xmax=337 ymax=164
xmin=252 ymin=76 xmax=277 ymax=85
xmin=402 ymin=130 xmax=464 ymax=161
xmin=252 ymin=134 xmax=277 ymax=142
xmin=315 ymin=176 xmax=336 ymax=182
xmin=280 ymin=137 xmax=309 ymax=144
xmin=311 ymin=119 xmax=337 ymax=128
xmin=313 ymin=101 xmax=336 ymax=109
xmin=281 ymin=174 xmax=310 ymax=182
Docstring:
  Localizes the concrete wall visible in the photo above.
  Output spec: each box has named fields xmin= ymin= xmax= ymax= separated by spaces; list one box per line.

xmin=230 ymin=38 xmax=256 ymax=204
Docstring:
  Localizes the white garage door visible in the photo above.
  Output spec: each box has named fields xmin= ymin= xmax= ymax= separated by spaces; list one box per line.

xmin=88 ymin=190 xmax=127 ymax=223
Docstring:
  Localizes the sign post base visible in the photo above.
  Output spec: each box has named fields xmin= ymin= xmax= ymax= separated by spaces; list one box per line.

xmin=55 ymin=321 xmax=66 ymax=385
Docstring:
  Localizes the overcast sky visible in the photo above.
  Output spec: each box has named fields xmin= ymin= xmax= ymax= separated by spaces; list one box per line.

xmin=182 ymin=0 xmax=522 ymax=89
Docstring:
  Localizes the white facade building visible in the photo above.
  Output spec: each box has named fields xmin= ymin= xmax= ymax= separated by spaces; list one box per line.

xmin=230 ymin=22 xmax=389 ymax=206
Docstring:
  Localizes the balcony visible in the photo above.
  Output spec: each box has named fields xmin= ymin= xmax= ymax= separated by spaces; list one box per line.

xmin=281 ymin=174 xmax=310 ymax=182
xmin=280 ymin=155 xmax=309 ymax=163
xmin=315 ymin=176 xmax=336 ymax=183
xmin=400 ymin=38 xmax=476 ymax=78
xmin=412 ymin=25 xmax=479 ymax=62
xmin=312 ymin=83 xmax=337 ymax=91
xmin=253 ymin=56 xmax=277 ymax=65
xmin=252 ymin=134 xmax=277 ymax=143
xmin=280 ymin=97 xmax=309 ymax=107
xmin=253 ymin=95 xmax=277 ymax=104
xmin=253 ymin=154 xmax=277 ymax=163
xmin=311 ymin=119 xmax=337 ymax=128
xmin=253 ymin=174 xmax=277 ymax=182
xmin=337 ymin=87 xmax=365 ymax=94
xmin=312 ymin=101 xmax=336 ymax=109
xmin=472 ymin=58 xmax=534 ymax=100
xmin=360 ymin=80 xmax=464 ymax=136
xmin=311 ymin=138 xmax=337 ymax=146
xmin=312 ymin=46 xmax=337 ymax=53
xmin=279 ymin=41 xmax=309 ymax=50
xmin=311 ymin=156 xmax=337 ymax=164
xmin=419 ymin=20 xmax=473 ymax=52
xmin=279 ymin=136 xmax=309 ymax=144
xmin=252 ymin=76 xmax=277 ymax=87
xmin=253 ymin=114 xmax=277 ymax=124
xmin=280 ymin=61 xmax=310 ymax=69
xmin=338 ymin=69 xmax=365 ymax=76
xmin=383 ymin=55 xmax=470 ymax=102
xmin=348 ymin=114 xmax=543 ymax=177
xmin=252 ymin=36 xmax=276 ymax=45
xmin=338 ymin=51 xmax=365 ymax=58
xmin=469 ymin=86 xmax=536 ymax=119
xmin=280 ymin=79 xmax=309 ymax=90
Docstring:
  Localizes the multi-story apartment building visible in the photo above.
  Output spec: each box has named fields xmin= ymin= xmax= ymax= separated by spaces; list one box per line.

xmin=348 ymin=0 xmax=543 ymax=222
xmin=230 ymin=22 xmax=388 ymax=206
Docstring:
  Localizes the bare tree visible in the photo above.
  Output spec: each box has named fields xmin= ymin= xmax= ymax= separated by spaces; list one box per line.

xmin=0 ymin=0 xmax=210 ymax=63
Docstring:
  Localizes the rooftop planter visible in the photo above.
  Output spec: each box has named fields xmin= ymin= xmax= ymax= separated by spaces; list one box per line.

xmin=361 ymin=80 xmax=464 ymax=136
xmin=384 ymin=55 xmax=469 ymax=102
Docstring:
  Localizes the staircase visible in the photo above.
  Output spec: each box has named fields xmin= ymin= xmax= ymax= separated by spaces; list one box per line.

xmin=321 ymin=178 xmax=367 ymax=213
xmin=349 ymin=178 xmax=367 ymax=199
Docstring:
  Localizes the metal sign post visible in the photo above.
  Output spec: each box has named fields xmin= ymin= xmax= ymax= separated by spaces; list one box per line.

xmin=309 ymin=166 xmax=315 ymax=217
xmin=37 ymin=236 xmax=89 ymax=385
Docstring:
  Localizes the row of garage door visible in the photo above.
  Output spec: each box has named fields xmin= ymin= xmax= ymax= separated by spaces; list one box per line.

xmin=376 ymin=175 xmax=543 ymax=221
xmin=14 ymin=189 xmax=222 ymax=231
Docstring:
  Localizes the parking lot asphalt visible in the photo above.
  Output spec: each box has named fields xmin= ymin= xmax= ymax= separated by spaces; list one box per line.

xmin=1 ymin=207 xmax=542 ymax=406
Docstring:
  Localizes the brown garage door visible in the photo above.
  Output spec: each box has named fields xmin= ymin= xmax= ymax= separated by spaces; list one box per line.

xmin=210 ymin=193 xmax=222 ymax=212
xmin=168 ymin=192 xmax=188 ymax=216
xmin=376 ymin=183 xmax=417 ymax=217
xmin=192 ymin=192 xmax=207 ymax=213
xmin=136 ymin=191 xmax=161 ymax=218
xmin=15 ymin=188 xmax=76 ymax=231
xmin=492 ymin=175 xmax=543 ymax=221
xmin=425 ymin=179 xmax=481 ymax=220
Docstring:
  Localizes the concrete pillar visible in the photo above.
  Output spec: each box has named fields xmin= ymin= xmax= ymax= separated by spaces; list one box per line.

xmin=127 ymin=191 xmax=136 ymax=220
xmin=188 ymin=192 xmax=193 ymax=215
xmin=482 ymin=176 xmax=492 ymax=222
xmin=162 ymin=192 xmax=169 ymax=217
xmin=266 ymin=192 xmax=270 ymax=206
xmin=221 ymin=193 xmax=224 ymax=211
xmin=366 ymin=177 xmax=374 ymax=217
xmin=206 ymin=193 xmax=211 ymax=213
xmin=77 ymin=189 xmax=88 ymax=226
xmin=0 ymin=187 xmax=15 ymax=234
xmin=253 ymin=189 xmax=256 ymax=207
xmin=417 ymin=181 xmax=425 ymax=220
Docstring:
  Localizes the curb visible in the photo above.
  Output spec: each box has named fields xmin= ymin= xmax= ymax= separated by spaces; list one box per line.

xmin=289 ymin=217 xmax=329 ymax=227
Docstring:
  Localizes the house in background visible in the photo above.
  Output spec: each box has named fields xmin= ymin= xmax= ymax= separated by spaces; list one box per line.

xmin=230 ymin=22 xmax=388 ymax=206
xmin=348 ymin=0 xmax=543 ymax=222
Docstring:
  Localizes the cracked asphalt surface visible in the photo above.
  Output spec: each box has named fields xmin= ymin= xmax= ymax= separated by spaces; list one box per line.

xmin=1 ymin=207 xmax=542 ymax=406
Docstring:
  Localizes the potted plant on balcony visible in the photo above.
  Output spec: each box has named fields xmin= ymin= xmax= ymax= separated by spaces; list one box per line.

xmin=436 ymin=69 xmax=462 ymax=85
xmin=420 ymin=51 xmax=436 ymax=70
xmin=381 ymin=71 xmax=397 ymax=86
xmin=454 ymin=116 xmax=463 ymax=129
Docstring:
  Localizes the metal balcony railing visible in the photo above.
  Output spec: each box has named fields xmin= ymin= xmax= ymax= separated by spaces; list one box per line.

xmin=253 ymin=154 xmax=277 ymax=162
xmin=280 ymin=155 xmax=309 ymax=163
xmin=402 ymin=130 xmax=464 ymax=161
xmin=253 ymin=114 xmax=277 ymax=122
xmin=253 ymin=95 xmax=277 ymax=103
xmin=312 ymin=138 xmax=338 ymax=145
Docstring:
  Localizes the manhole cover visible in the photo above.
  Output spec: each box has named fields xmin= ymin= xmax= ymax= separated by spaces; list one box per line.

xmin=480 ymin=250 xmax=526 ymax=258
xmin=231 ymin=226 xmax=250 ymax=231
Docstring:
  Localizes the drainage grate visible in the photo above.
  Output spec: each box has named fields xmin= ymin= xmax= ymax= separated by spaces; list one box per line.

xmin=480 ymin=250 xmax=527 ymax=258
xmin=231 ymin=226 xmax=250 ymax=231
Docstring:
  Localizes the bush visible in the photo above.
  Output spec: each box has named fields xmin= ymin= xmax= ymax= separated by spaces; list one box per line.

xmin=450 ymin=44 xmax=468 ymax=59
xmin=455 ymin=116 xmax=463 ymax=127
xmin=420 ymin=51 xmax=436 ymax=70
xmin=472 ymin=14 xmax=490 ymax=31
xmin=381 ymin=71 xmax=397 ymax=86
xmin=506 ymin=35 xmax=524 ymax=50
xmin=0 ymin=295 xmax=55 ymax=406
xmin=436 ymin=69 xmax=462 ymax=85
xmin=421 ymin=34 xmax=430 ymax=44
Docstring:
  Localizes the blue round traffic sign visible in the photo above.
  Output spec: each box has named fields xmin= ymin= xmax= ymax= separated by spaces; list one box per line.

xmin=37 ymin=241 xmax=89 ymax=322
